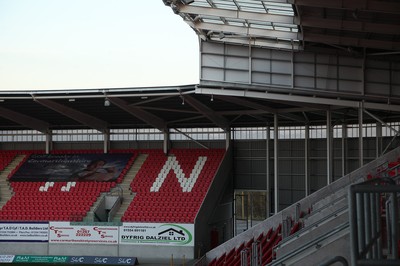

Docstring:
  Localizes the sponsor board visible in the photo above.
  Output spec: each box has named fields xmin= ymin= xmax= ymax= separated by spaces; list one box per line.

xmin=0 ymin=222 xmax=48 ymax=242
xmin=0 ymin=255 xmax=15 ymax=263
xmin=49 ymin=222 xmax=118 ymax=244
xmin=68 ymin=256 xmax=137 ymax=265
xmin=10 ymin=153 xmax=133 ymax=182
xmin=120 ymin=223 xmax=194 ymax=246
xmin=13 ymin=255 xmax=68 ymax=263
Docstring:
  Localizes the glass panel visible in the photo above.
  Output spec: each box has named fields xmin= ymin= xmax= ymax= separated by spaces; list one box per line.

xmin=234 ymin=190 xmax=267 ymax=236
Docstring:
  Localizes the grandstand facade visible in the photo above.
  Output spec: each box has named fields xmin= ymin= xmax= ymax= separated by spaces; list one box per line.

xmin=0 ymin=0 xmax=399 ymax=265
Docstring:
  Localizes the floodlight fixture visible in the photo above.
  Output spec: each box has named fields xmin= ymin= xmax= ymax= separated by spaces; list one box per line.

xmin=104 ymin=98 xmax=110 ymax=107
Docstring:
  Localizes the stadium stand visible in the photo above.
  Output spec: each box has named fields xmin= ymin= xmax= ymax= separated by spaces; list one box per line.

xmin=203 ymin=147 xmax=400 ymax=265
xmin=122 ymin=148 xmax=225 ymax=223
xmin=0 ymin=150 xmax=138 ymax=222
xmin=0 ymin=148 xmax=225 ymax=224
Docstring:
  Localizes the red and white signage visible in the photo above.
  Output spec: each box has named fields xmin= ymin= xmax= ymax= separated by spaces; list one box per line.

xmin=49 ymin=222 xmax=118 ymax=244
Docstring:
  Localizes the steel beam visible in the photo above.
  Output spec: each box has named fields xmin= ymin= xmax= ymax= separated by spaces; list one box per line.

xmin=108 ymin=97 xmax=167 ymax=132
xmin=183 ymin=94 xmax=230 ymax=130
xmin=0 ymin=106 xmax=50 ymax=133
xmin=179 ymin=4 xmax=295 ymax=24
xmin=34 ymin=98 xmax=108 ymax=133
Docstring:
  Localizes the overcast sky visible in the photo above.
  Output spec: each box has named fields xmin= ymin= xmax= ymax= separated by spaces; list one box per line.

xmin=0 ymin=0 xmax=199 ymax=90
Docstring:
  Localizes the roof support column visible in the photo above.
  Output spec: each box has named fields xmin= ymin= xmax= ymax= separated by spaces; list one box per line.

xmin=225 ymin=128 xmax=231 ymax=150
xmin=342 ymin=123 xmax=348 ymax=177
xmin=45 ymin=131 xmax=52 ymax=154
xmin=274 ymin=114 xmax=279 ymax=214
xmin=359 ymin=103 xmax=364 ymax=167
xmin=305 ymin=124 xmax=310 ymax=196
xmin=376 ymin=122 xmax=382 ymax=158
xmin=266 ymin=125 xmax=271 ymax=217
xmin=327 ymin=109 xmax=333 ymax=185
xmin=163 ymin=129 xmax=170 ymax=155
xmin=103 ymin=130 xmax=110 ymax=154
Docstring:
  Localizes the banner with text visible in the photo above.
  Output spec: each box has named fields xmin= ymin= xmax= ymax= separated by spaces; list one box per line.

xmin=0 ymin=223 xmax=48 ymax=242
xmin=13 ymin=255 xmax=68 ymax=264
xmin=3 ymin=255 xmax=138 ymax=265
xmin=120 ymin=223 xmax=194 ymax=246
xmin=67 ymin=256 xmax=137 ymax=265
xmin=10 ymin=153 xmax=133 ymax=182
xmin=49 ymin=222 xmax=118 ymax=244
xmin=0 ymin=255 xmax=15 ymax=263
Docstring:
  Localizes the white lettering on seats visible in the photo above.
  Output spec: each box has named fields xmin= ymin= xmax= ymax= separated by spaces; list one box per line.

xmin=150 ymin=156 xmax=207 ymax=192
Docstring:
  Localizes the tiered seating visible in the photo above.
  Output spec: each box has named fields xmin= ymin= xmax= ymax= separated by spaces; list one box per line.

xmin=208 ymin=224 xmax=291 ymax=266
xmin=0 ymin=181 xmax=113 ymax=221
xmin=0 ymin=151 xmax=18 ymax=171
xmin=122 ymin=148 xmax=225 ymax=223
xmin=0 ymin=149 xmax=137 ymax=222
xmin=6 ymin=151 xmax=37 ymax=179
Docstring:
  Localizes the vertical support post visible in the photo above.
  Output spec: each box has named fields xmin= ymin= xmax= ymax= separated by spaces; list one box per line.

xmin=342 ymin=123 xmax=348 ymax=177
xmin=266 ymin=125 xmax=271 ymax=217
xmin=305 ymin=124 xmax=310 ymax=196
xmin=327 ymin=109 xmax=333 ymax=185
xmin=45 ymin=130 xmax=52 ymax=154
xmin=364 ymin=193 xmax=372 ymax=259
xmin=274 ymin=114 xmax=279 ymax=214
xmin=241 ymin=249 xmax=249 ymax=266
xmin=375 ymin=193 xmax=383 ymax=259
xmin=390 ymin=192 xmax=399 ymax=259
xmin=248 ymin=40 xmax=252 ymax=84
xmin=349 ymin=185 xmax=359 ymax=266
xmin=370 ymin=193 xmax=378 ymax=259
xmin=163 ymin=129 xmax=170 ymax=155
xmin=359 ymin=103 xmax=364 ymax=167
xmin=358 ymin=193 xmax=366 ymax=256
xmin=376 ymin=122 xmax=382 ymax=158
xmin=103 ymin=129 xmax=110 ymax=154
xmin=251 ymin=241 xmax=261 ymax=266
xmin=225 ymin=129 xmax=231 ymax=150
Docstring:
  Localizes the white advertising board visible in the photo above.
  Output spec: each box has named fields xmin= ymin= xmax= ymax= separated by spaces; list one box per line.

xmin=120 ymin=223 xmax=194 ymax=246
xmin=49 ymin=222 xmax=118 ymax=244
xmin=0 ymin=255 xmax=15 ymax=263
xmin=0 ymin=223 xmax=48 ymax=242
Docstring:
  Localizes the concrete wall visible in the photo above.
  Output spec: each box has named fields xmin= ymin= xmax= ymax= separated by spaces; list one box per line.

xmin=194 ymin=146 xmax=233 ymax=258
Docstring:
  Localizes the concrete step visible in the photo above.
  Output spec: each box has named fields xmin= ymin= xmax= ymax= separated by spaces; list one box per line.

xmin=312 ymin=187 xmax=347 ymax=211
xmin=109 ymin=153 xmax=148 ymax=222
xmin=275 ymin=210 xmax=349 ymax=259
xmin=272 ymin=225 xmax=350 ymax=266
xmin=305 ymin=196 xmax=348 ymax=227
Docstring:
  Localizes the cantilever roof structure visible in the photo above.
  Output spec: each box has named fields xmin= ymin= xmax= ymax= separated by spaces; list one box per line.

xmin=167 ymin=0 xmax=301 ymax=50
xmin=0 ymin=1 xmax=399 ymax=132
xmin=168 ymin=0 xmax=400 ymax=52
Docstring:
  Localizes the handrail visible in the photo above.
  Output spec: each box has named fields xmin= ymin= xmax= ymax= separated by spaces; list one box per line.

xmin=275 ymin=205 xmax=348 ymax=248
xmin=270 ymin=222 xmax=350 ymax=266
xmin=193 ymin=255 xmax=207 ymax=266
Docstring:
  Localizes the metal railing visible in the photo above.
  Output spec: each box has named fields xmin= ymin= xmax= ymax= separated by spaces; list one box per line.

xmin=349 ymin=177 xmax=400 ymax=265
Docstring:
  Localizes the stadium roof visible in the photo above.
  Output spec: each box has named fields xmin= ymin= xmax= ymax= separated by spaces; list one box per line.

xmin=1 ymin=84 xmax=400 ymax=133
xmin=168 ymin=0 xmax=400 ymax=52
xmin=0 ymin=1 xmax=399 ymax=133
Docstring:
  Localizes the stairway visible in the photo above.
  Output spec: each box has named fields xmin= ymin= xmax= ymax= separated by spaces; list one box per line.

xmin=0 ymin=154 xmax=26 ymax=208
xmin=112 ymin=153 xmax=148 ymax=222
